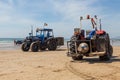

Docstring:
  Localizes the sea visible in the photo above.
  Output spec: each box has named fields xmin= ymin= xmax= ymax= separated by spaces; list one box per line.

xmin=0 ymin=38 xmax=23 ymax=50
xmin=0 ymin=38 xmax=120 ymax=50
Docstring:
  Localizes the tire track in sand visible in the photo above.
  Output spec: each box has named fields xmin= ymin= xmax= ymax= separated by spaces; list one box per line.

xmin=65 ymin=62 xmax=101 ymax=80
xmin=96 ymin=62 xmax=120 ymax=78
xmin=66 ymin=60 xmax=120 ymax=80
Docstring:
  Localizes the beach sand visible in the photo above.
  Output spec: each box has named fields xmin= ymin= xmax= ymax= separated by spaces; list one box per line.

xmin=0 ymin=47 xmax=120 ymax=80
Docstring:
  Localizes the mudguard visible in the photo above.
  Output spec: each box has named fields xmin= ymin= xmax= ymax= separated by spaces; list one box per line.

xmin=47 ymin=37 xmax=64 ymax=46
xmin=55 ymin=37 xmax=64 ymax=46
xmin=96 ymin=30 xmax=106 ymax=35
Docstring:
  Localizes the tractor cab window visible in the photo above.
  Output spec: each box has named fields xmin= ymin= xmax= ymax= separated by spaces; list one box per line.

xmin=44 ymin=31 xmax=48 ymax=37
xmin=36 ymin=32 xmax=39 ymax=36
xmin=36 ymin=30 xmax=44 ymax=37
xmin=36 ymin=29 xmax=53 ymax=38
xmin=48 ymin=31 xmax=53 ymax=37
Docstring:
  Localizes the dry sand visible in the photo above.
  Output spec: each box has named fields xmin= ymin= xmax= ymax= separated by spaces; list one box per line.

xmin=0 ymin=47 xmax=120 ymax=80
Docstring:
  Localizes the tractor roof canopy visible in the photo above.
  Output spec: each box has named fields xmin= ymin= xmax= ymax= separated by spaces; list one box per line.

xmin=36 ymin=28 xmax=53 ymax=32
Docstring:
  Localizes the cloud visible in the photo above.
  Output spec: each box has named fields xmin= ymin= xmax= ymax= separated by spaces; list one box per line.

xmin=0 ymin=0 xmax=118 ymax=38
xmin=50 ymin=0 xmax=101 ymax=22
xmin=0 ymin=0 xmax=101 ymax=38
xmin=0 ymin=0 xmax=101 ymax=24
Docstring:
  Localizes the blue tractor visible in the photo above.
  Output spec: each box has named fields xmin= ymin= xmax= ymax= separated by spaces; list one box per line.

xmin=21 ymin=28 xmax=64 ymax=52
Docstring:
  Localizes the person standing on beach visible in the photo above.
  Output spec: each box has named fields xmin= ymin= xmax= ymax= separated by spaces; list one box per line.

xmin=14 ymin=40 xmax=17 ymax=45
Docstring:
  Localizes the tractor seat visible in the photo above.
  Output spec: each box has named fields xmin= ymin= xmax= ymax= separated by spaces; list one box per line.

xmin=86 ymin=30 xmax=96 ymax=39
xmin=47 ymin=32 xmax=53 ymax=37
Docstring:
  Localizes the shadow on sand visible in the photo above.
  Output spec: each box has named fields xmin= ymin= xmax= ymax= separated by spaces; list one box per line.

xmin=71 ymin=56 xmax=120 ymax=64
xmin=55 ymin=48 xmax=67 ymax=51
xmin=28 ymin=48 xmax=67 ymax=52
xmin=43 ymin=48 xmax=67 ymax=52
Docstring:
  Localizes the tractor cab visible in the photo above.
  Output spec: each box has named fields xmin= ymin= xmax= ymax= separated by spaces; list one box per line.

xmin=36 ymin=28 xmax=54 ymax=43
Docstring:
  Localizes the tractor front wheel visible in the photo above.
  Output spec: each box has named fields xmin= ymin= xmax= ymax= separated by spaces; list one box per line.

xmin=70 ymin=35 xmax=77 ymax=53
xmin=21 ymin=42 xmax=30 ymax=52
xmin=30 ymin=42 xmax=39 ymax=52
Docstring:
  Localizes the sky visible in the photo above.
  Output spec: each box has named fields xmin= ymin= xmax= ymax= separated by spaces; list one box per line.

xmin=0 ymin=0 xmax=120 ymax=38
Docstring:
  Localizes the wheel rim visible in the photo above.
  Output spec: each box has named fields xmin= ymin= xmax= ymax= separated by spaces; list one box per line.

xmin=22 ymin=43 xmax=30 ymax=51
xmin=52 ymin=42 xmax=56 ymax=48
xmin=24 ymin=43 xmax=29 ymax=50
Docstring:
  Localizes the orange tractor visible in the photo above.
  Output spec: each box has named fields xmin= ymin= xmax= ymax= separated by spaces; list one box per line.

xmin=67 ymin=15 xmax=113 ymax=61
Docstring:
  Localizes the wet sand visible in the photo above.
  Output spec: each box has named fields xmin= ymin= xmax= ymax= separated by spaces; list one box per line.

xmin=0 ymin=47 xmax=120 ymax=80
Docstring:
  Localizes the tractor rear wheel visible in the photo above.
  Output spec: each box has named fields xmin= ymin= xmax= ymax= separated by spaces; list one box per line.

xmin=99 ymin=52 xmax=111 ymax=61
xmin=30 ymin=42 xmax=39 ymax=52
xmin=21 ymin=42 xmax=30 ymax=51
xmin=99 ymin=34 xmax=112 ymax=61
xmin=47 ymin=39 xmax=57 ymax=51
xmin=109 ymin=45 xmax=113 ymax=57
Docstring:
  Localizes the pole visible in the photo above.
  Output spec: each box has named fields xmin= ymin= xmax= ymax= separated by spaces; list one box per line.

xmin=80 ymin=17 xmax=82 ymax=29
xmin=99 ymin=19 xmax=102 ymax=30
xmin=31 ymin=25 xmax=33 ymax=36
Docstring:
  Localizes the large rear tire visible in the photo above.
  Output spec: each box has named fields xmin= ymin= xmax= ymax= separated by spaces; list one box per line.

xmin=30 ymin=42 xmax=39 ymax=52
xmin=99 ymin=34 xmax=112 ymax=61
xmin=21 ymin=42 xmax=30 ymax=52
xmin=47 ymin=39 xmax=57 ymax=51
xmin=99 ymin=52 xmax=111 ymax=61
xmin=109 ymin=45 xmax=113 ymax=57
